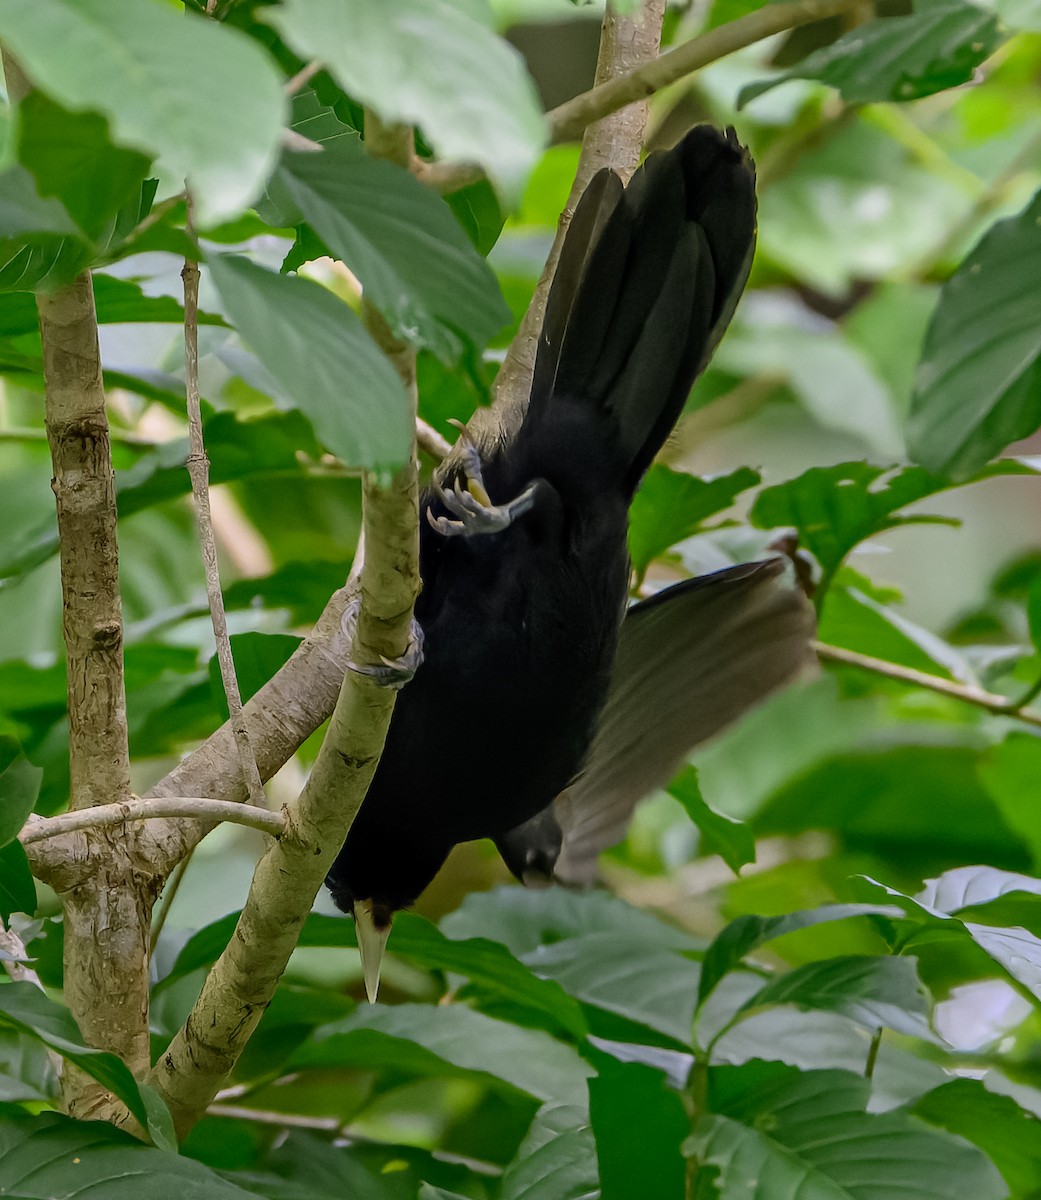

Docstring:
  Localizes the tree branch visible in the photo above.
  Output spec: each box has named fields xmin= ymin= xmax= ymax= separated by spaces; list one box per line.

xmin=36 ymin=271 xmax=153 ymax=1112
xmin=815 ymin=642 xmax=1041 ymax=728
xmin=20 ymin=798 xmax=285 ymax=846
xmin=182 ymin=198 xmax=265 ymax=807
xmin=547 ymin=0 xmax=864 ymax=145
xmin=148 ymin=117 xmax=422 ymax=1139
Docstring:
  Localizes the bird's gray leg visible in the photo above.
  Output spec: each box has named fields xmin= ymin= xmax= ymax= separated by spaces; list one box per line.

xmin=342 ymin=597 xmax=425 ymax=690
xmin=426 ymin=427 xmax=538 ymax=539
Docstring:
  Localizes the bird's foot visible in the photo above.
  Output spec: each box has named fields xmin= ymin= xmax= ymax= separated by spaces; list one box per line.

xmin=427 ymin=425 xmax=537 ymax=538
xmin=342 ymin=598 xmax=425 ymax=690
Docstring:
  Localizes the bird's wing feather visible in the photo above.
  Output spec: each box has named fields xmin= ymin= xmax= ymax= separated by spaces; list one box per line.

xmin=551 ymin=560 xmax=816 ymax=883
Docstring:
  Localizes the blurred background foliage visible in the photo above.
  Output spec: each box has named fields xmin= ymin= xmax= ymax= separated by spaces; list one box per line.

xmin=3 ymin=0 xmax=1041 ymax=1196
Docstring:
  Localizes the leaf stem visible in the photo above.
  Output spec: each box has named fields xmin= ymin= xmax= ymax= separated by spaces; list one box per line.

xmin=815 ymin=641 xmax=1041 ymax=729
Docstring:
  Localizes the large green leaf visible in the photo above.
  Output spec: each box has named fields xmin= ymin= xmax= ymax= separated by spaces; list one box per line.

xmin=0 ymin=984 xmax=153 ymax=1135
xmin=736 ymin=955 xmax=935 ymax=1041
xmin=288 ymin=1003 xmax=592 ymax=1104
xmin=912 ymin=1078 xmax=1041 ymax=1198
xmin=207 ymin=254 xmax=411 ymax=476
xmin=0 ymin=842 xmax=36 ymax=923
xmin=750 ymin=459 xmax=1039 ymax=593
xmin=0 ymin=745 xmax=41 ymax=847
xmin=696 ymin=906 xmax=903 ymax=1016
xmin=689 ymin=1061 xmax=1006 ymax=1200
xmin=268 ymin=0 xmax=544 ymax=197
xmin=979 ymin=735 xmax=1041 ymax=871
xmin=627 ymin=466 xmax=760 ymax=580
xmin=908 ymin=186 xmax=1041 ymax=478
xmin=0 ymin=1110 xmax=256 ymax=1198
xmin=588 ymin=1050 xmax=689 ymax=1200
xmin=740 ymin=0 xmax=1004 ymax=109
xmin=500 ymin=1104 xmax=598 ymax=1200
xmin=0 ymin=0 xmax=285 ymax=225
xmin=15 ymin=91 xmax=151 ymax=242
xmin=277 ymin=146 xmax=510 ymax=360
xmin=668 ymin=766 xmax=756 ymax=876
xmin=161 ymin=910 xmax=587 ymax=1040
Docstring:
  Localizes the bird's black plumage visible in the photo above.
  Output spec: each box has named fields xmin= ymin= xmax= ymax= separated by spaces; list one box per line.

xmin=326 ymin=127 xmax=810 ymax=946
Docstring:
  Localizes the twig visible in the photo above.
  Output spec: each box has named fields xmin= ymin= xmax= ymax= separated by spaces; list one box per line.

xmin=208 ymin=1103 xmax=343 ymax=1132
xmin=815 ymin=642 xmax=1041 ymax=728
xmin=547 ymin=0 xmax=864 ymax=145
xmin=285 ymin=60 xmax=322 ymax=96
xmin=148 ymin=117 xmax=422 ymax=1139
xmin=182 ymin=195 xmax=266 ymax=809
xmin=149 ymin=857 xmax=190 ymax=957
xmin=20 ymin=797 xmax=285 ymax=846
xmin=416 ymin=417 xmax=452 ymax=461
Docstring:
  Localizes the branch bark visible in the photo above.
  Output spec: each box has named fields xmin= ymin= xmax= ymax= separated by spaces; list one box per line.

xmin=20 ymin=798 xmax=285 ymax=845
xmin=547 ymin=0 xmax=864 ymax=145
xmin=147 ymin=118 xmax=421 ymax=1138
xmin=37 ymin=274 xmax=153 ymax=1117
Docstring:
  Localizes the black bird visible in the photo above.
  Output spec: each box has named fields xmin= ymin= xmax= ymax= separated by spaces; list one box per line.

xmin=327 ymin=126 xmax=815 ymax=998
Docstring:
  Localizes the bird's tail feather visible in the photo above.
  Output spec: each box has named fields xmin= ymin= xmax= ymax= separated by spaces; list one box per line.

xmin=528 ymin=126 xmax=756 ymax=494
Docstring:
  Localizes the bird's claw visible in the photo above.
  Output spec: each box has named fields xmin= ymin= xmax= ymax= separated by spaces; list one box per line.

xmin=426 ymin=421 xmax=537 ymax=539
xmin=342 ymin=599 xmax=425 ymax=690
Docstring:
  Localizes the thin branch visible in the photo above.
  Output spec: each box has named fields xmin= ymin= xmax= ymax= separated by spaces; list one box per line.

xmin=182 ymin=195 xmax=265 ymax=808
xmin=20 ymin=798 xmax=285 ymax=846
xmin=148 ymin=116 xmax=422 ymax=1140
xmin=149 ymin=857 xmax=190 ymax=957
xmin=284 ymin=60 xmax=321 ymax=95
xmin=547 ymin=0 xmax=863 ymax=145
xmin=416 ymin=417 xmax=452 ymax=461
xmin=815 ymin=642 xmax=1041 ymax=728
xmin=208 ymin=1104 xmax=344 ymax=1132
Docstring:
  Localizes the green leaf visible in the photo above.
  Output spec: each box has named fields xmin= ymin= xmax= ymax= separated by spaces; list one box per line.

xmin=500 ymin=1104 xmax=598 ymax=1200
xmin=0 ymin=842 xmax=36 ymax=923
xmin=908 ymin=186 xmax=1041 ymax=478
xmin=749 ymin=459 xmax=1039 ymax=591
xmin=979 ymin=735 xmax=1041 ymax=872
xmin=268 ymin=0 xmax=545 ymax=198
xmin=0 ymin=983 xmax=153 ymax=1135
xmin=277 ymin=145 xmax=509 ymax=359
xmin=819 ymin=581 xmax=973 ymax=680
xmin=588 ymin=1051 xmax=689 ymax=1200
xmin=740 ymin=0 xmax=1004 ymax=109
xmin=1029 ymin=575 xmax=1041 ymax=652
xmin=207 ymin=254 xmax=410 ymax=475
xmin=667 ymin=765 xmax=755 ymax=875
xmin=15 ymin=91 xmax=151 ymax=242
xmin=628 ymin=466 xmax=760 ymax=579
xmin=0 ymin=0 xmax=286 ymax=226
xmin=0 ymin=1110 xmax=257 ymax=1198
xmin=912 ymin=1078 xmax=1041 ymax=1198
xmin=690 ymin=1061 xmax=1007 ymax=1200
xmin=288 ymin=1003 xmax=592 ymax=1104
xmin=696 ymin=905 xmax=903 ymax=1016
xmin=441 ymin=885 xmax=704 ymax=958
xmin=0 ymin=748 xmax=42 ymax=847
xmin=757 ymin=743 xmax=1028 ymax=866
xmin=737 ymin=955 xmax=935 ymax=1041
xmin=521 ymin=935 xmax=702 ymax=1047
xmin=162 ymin=910 xmax=587 ymax=1040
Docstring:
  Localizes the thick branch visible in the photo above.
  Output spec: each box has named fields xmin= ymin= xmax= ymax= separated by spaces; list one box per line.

xmin=20 ymin=798 xmax=285 ymax=846
xmin=815 ymin=642 xmax=1041 ymax=729
xmin=148 ymin=120 xmax=421 ymax=1137
xmin=37 ymin=274 xmax=151 ymax=1109
xmin=548 ymin=0 xmax=863 ymax=145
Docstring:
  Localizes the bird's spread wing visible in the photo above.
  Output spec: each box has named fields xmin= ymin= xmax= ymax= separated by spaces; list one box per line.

xmin=499 ymin=560 xmax=816 ymax=885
